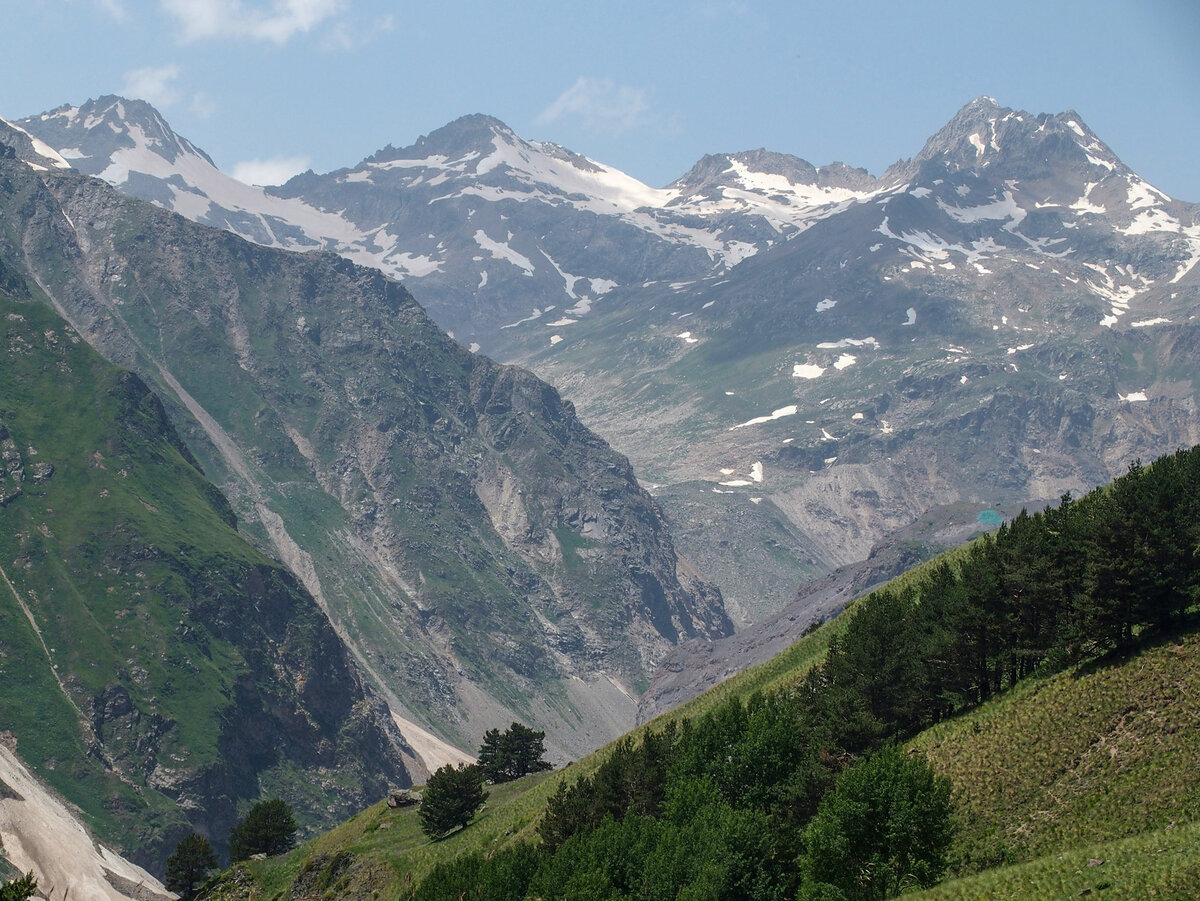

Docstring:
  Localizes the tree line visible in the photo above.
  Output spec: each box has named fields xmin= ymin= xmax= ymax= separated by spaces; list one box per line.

xmin=409 ymin=444 xmax=1200 ymax=900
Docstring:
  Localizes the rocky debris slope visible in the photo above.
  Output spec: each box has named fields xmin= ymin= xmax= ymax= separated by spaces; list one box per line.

xmin=0 ymin=743 xmax=174 ymax=901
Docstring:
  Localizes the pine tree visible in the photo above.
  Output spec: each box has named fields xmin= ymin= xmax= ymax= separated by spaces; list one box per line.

xmin=476 ymin=722 xmax=553 ymax=783
xmin=165 ymin=833 xmax=218 ymax=900
xmin=419 ymin=764 xmax=488 ymax=839
xmin=229 ymin=798 xmax=297 ymax=861
xmin=0 ymin=873 xmax=36 ymax=901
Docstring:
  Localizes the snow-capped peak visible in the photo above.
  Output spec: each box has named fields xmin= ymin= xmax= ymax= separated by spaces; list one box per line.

xmin=23 ymin=95 xmax=214 ymax=176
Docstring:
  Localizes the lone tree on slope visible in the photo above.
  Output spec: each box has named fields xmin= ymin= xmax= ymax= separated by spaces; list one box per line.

xmin=476 ymin=722 xmax=553 ymax=783
xmin=419 ymin=763 xmax=488 ymax=839
xmin=229 ymin=798 xmax=298 ymax=861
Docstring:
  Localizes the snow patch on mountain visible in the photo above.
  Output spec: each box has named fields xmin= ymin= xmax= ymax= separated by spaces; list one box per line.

xmin=817 ymin=337 xmax=880 ymax=350
xmin=793 ymin=363 xmax=826 ymax=379
xmin=474 ymin=228 xmax=535 ymax=275
xmin=730 ymin=405 xmax=799 ymax=431
xmin=0 ymin=117 xmax=71 ymax=171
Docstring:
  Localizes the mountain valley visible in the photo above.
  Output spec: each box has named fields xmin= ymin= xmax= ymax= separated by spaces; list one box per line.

xmin=3 ymin=90 xmax=1200 ymax=897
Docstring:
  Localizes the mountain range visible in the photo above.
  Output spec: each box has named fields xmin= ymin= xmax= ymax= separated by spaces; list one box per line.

xmin=18 ymin=95 xmax=1200 ymax=632
xmin=0 ymin=109 xmax=730 ymax=885
xmin=3 ymin=92 xmax=1200 ymax=891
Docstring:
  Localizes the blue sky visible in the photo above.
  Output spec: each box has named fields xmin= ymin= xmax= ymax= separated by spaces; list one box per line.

xmin=3 ymin=1 xmax=1198 ymax=199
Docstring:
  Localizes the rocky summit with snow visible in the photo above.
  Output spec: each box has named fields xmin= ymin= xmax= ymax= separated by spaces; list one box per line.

xmin=20 ymin=95 xmax=1200 ymax=639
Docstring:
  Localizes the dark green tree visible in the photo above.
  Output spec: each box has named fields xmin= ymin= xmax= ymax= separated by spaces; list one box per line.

xmin=165 ymin=832 xmax=218 ymax=900
xmin=229 ymin=798 xmax=298 ymax=861
xmin=0 ymin=873 xmax=36 ymax=901
xmin=801 ymin=747 xmax=952 ymax=901
xmin=419 ymin=763 xmax=488 ymax=839
xmin=477 ymin=722 xmax=553 ymax=783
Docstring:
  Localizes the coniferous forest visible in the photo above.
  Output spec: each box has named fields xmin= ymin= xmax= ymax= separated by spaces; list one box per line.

xmin=407 ymin=446 xmax=1200 ymax=901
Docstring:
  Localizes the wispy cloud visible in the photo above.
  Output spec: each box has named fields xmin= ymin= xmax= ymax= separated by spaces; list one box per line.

xmin=190 ymin=91 xmax=217 ymax=118
xmin=162 ymin=0 xmax=346 ymax=44
xmin=321 ymin=13 xmax=394 ymax=51
xmin=96 ymin=0 xmax=128 ymax=20
xmin=232 ymin=155 xmax=310 ymax=186
xmin=122 ymin=64 xmax=182 ymax=107
xmin=537 ymin=77 xmax=651 ymax=134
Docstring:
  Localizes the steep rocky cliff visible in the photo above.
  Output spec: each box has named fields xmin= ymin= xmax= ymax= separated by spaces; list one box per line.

xmin=0 ymin=127 xmax=730 ymax=764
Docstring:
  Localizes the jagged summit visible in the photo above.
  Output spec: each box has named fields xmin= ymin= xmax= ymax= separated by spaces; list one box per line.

xmin=22 ymin=95 xmax=216 ymax=172
xmin=672 ymin=149 xmax=877 ymax=195
xmin=885 ymin=96 xmax=1128 ymax=188
xmin=673 ymin=150 xmax=822 ymax=191
xmin=366 ymin=112 xmax=517 ymax=165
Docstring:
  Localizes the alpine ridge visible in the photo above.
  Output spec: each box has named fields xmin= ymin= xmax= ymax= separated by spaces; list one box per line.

xmin=16 ymin=94 xmax=1200 ymax=701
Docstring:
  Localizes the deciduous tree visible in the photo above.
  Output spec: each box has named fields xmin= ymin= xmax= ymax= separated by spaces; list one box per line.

xmin=801 ymin=747 xmax=952 ymax=901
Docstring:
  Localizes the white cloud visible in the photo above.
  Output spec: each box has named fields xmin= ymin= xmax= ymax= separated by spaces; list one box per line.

xmin=122 ymin=64 xmax=182 ymax=107
xmin=537 ymin=76 xmax=651 ymax=133
xmin=231 ymin=155 xmax=310 ymax=186
xmin=162 ymin=0 xmax=345 ymax=44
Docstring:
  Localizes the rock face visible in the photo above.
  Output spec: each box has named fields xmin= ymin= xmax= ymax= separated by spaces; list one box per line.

xmin=0 ymin=124 xmax=730 ymax=767
xmin=518 ymin=97 xmax=1200 ymax=629
xmin=0 ymin=298 xmax=412 ymax=874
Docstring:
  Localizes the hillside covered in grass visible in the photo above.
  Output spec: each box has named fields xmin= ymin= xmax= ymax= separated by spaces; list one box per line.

xmin=0 ymin=298 xmax=410 ymax=872
xmin=197 ymin=444 xmax=1200 ymax=899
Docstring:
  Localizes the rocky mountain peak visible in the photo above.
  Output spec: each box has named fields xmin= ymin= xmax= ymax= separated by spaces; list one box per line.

xmin=366 ymin=112 xmax=519 ymax=166
xmin=885 ymin=96 xmax=1128 ymax=188
xmin=672 ymin=150 xmax=820 ymax=193
xmin=20 ymin=95 xmax=214 ymax=174
xmin=672 ymin=149 xmax=879 ymax=195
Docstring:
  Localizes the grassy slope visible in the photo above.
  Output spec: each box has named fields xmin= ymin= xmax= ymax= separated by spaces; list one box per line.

xmin=910 ymin=819 xmax=1200 ymax=901
xmin=906 ymin=626 xmax=1200 ymax=897
xmin=0 ymin=296 xmax=254 ymax=850
xmin=0 ymin=297 xmax=410 ymax=868
xmin=205 ymin=546 xmax=1199 ymax=899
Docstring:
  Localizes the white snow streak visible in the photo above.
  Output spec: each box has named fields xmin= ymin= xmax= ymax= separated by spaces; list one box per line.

xmin=730 ymin=405 xmax=798 ymax=431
